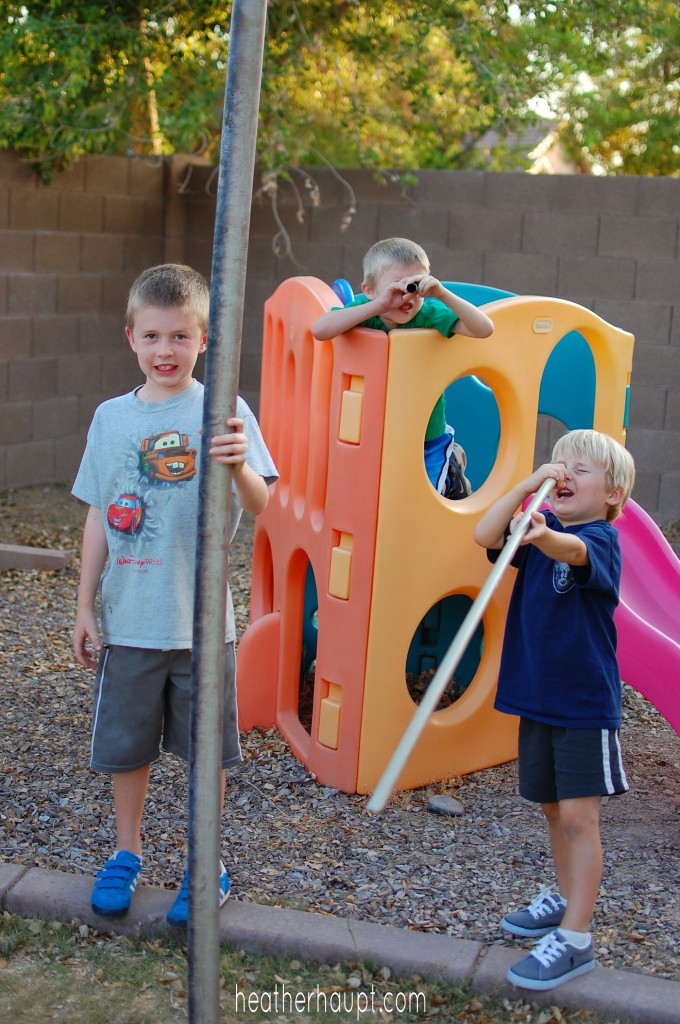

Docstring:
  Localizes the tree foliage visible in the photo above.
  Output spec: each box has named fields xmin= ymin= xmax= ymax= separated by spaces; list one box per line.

xmin=0 ymin=1 xmax=677 ymax=179
xmin=514 ymin=0 xmax=680 ymax=176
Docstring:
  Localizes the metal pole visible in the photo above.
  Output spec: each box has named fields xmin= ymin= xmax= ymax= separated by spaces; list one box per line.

xmin=188 ymin=3 xmax=267 ymax=1022
xmin=367 ymin=478 xmax=555 ymax=813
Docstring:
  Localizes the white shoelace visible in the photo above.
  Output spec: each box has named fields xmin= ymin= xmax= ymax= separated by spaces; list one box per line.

xmin=532 ymin=931 xmax=568 ymax=966
xmin=528 ymin=885 xmax=564 ymax=919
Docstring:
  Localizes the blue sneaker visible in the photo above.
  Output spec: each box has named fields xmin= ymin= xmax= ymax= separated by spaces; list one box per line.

xmin=507 ymin=929 xmax=595 ymax=991
xmin=91 ymin=850 xmax=142 ymax=918
xmin=502 ymin=887 xmax=567 ymax=937
xmin=167 ymin=861 xmax=231 ymax=928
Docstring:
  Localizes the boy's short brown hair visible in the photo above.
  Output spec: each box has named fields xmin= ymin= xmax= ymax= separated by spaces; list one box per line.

xmin=126 ymin=264 xmax=210 ymax=331
xmin=551 ymin=428 xmax=636 ymax=522
xmin=362 ymin=237 xmax=430 ymax=291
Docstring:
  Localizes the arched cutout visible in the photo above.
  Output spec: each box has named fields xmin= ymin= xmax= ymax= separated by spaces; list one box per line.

xmin=539 ymin=330 xmax=595 ymax=430
xmin=249 ymin=527 xmax=274 ymax=620
xmin=442 ymin=376 xmax=501 ymax=493
xmin=405 ymin=595 xmax=483 ymax=710
xmin=298 ymin=560 xmax=319 ymax=734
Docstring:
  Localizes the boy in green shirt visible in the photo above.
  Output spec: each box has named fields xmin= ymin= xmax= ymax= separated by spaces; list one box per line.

xmin=311 ymin=237 xmax=493 ymax=498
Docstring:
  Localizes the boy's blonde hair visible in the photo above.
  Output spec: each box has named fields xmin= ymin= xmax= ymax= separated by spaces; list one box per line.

xmin=126 ymin=264 xmax=210 ymax=331
xmin=552 ymin=428 xmax=635 ymax=522
xmin=362 ymin=237 xmax=430 ymax=291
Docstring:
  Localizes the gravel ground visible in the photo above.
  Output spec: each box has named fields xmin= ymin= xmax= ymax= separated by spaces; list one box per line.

xmin=1 ymin=485 xmax=678 ymax=983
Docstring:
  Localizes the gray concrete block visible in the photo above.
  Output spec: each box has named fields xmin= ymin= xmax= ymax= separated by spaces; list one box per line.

xmin=8 ymin=274 xmax=58 ymax=317
xmin=5 ymin=440 xmax=56 ymax=489
xmin=84 ymin=155 xmax=131 ymax=196
xmin=10 ymin=189 xmax=59 ymax=231
xmin=636 ymin=260 xmax=680 ymax=303
xmin=0 ymin=542 xmax=69 ymax=570
xmin=58 ymin=191 xmax=105 ymax=233
xmin=558 ymin=255 xmax=636 ymax=301
xmin=659 ymin=470 xmax=680 ymax=518
xmin=450 ymin=209 xmax=522 ymax=253
xmin=35 ymin=232 xmax=82 ymax=274
xmin=54 ymin=433 xmax=88 ymax=486
xmin=523 ymin=211 xmax=598 ymax=255
xmin=408 ymin=169 xmax=486 ymax=209
xmin=218 ymin=901 xmax=483 ymax=983
xmin=377 ymin=207 xmax=449 ymax=250
xmin=33 ymin=314 xmax=81 ymax=357
xmin=5 ymin=866 xmax=169 ymax=938
xmin=627 ymin=427 xmax=680 ymax=472
xmin=484 ymin=251 xmax=558 ymax=295
xmin=594 ymin=299 xmax=672 ymax=347
xmin=628 ymin=469 xmax=660 ymax=512
xmin=628 ymin=385 xmax=667 ymax=430
xmin=8 ymin=357 xmax=59 ymax=402
xmin=599 ymin=215 xmax=677 ymax=260
xmin=0 ymin=317 xmax=31 ymax=362
xmin=32 ymin=396 xmax=79 ymax=441
xmin=309 ymin=204 xmax=379 ymax=247
xmin=0 ymin=401 xmax=31 ymax=445
xmin=665 ymin=389 xmax=680 ymax=432
xmin=631 ymin=344 xmax=680 ymax=388
xmin=637 ymin=176 xmax=680 ymax=216
xmin=484 ymin=172 xmax=553 ymax=210
xmin=0 ymin=231 xmax=35 ymax=272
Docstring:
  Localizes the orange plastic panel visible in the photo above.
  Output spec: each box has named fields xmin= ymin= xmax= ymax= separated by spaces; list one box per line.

xmin=356 ymin=297 xmax=634 ymax=793
xmin=236 ymin=276 xmax=389 ymax=793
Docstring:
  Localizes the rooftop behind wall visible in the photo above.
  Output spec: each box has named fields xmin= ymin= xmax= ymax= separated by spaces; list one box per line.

xmin=0 ymin=152 xmax=678 ymax=524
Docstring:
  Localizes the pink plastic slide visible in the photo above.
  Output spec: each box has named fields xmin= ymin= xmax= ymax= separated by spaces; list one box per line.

xmin=614 ymin=499 xmax=680 ymax=736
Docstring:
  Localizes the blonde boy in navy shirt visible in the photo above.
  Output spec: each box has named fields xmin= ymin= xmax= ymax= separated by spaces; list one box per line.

xmin=474 ymin=429 xmax=635 ymax=991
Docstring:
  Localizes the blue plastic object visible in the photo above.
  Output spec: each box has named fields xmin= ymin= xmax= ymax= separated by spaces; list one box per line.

xmin=301 ymin=562 xmax=319 ymax=679
xmin=330 ymin=278 xmax=355 ymax=305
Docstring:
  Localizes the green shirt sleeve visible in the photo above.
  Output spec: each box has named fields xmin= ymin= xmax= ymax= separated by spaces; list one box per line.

xmin=334 ymin=295 xmax=459 ymax=336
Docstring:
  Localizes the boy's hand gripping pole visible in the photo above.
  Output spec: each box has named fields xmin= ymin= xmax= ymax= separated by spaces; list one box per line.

xmin=366 ymin=477 xmax=554 ymax=813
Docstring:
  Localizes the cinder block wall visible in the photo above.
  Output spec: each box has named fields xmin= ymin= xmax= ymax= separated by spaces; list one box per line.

xmin=1 ymin=153 xmax=678 ymax=524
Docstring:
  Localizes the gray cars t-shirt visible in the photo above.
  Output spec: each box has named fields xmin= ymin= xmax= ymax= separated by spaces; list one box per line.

xmin=72 ymin=381 xmax=277 ymax=648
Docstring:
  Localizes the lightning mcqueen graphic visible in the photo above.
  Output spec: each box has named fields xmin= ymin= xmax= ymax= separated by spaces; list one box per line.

xmin=107 ymin=493 xmax=144 ymax=534
xmin=139 ymin=430 xmax=197 ymax=483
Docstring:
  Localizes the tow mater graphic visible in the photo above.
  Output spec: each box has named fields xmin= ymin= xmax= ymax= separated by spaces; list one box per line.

xmin=108 ymin=493 xmax=144 ymax=535
xmin=140 ymin=430 xmax=197 ymax=483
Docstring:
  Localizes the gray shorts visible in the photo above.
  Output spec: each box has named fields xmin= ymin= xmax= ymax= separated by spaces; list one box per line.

xmin=90 ymin=644 xmax=242 ymax=773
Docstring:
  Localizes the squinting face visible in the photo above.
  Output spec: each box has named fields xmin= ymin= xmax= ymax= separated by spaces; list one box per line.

xmin=551 ymin=454 xmax=621 ymax=525
xmin=363 ymin=262 xmax=428 ymax=329
xmin=126 ymin=306 xmax=207 ymax=400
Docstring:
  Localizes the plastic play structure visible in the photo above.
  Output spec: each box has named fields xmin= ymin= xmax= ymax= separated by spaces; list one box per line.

xmin=236 ymin=276 xmax=680 ymax=795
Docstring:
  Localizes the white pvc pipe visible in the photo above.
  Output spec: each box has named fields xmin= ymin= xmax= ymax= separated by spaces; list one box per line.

xmin=366 ymin=477 xmax=554 ymax=813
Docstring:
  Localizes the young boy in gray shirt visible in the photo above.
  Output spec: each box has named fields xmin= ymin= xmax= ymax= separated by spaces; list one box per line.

xmin=71 ymin=263 xmax=278 ymax=926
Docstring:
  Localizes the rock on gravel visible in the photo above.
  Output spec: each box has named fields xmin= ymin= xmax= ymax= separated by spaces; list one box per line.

xmin=1 ymin=485 xmax=678 ymax=981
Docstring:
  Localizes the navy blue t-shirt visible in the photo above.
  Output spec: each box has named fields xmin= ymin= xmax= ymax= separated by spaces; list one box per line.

xmin=489 ymin=512 xmax=623 ymax=729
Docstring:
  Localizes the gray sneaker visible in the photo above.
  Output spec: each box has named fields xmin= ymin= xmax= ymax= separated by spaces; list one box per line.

xmin=507 ymin=929 xmax=595 ymax=991
xmin=502 ymin=887 xmax=566 ymax=937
